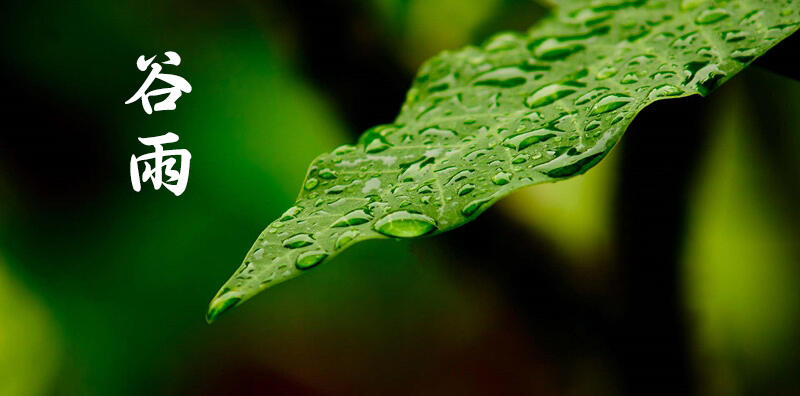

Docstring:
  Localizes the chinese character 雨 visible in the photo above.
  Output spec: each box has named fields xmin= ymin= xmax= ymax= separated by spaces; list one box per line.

xmin=130 ymin=132 xmax=191 ymax=196
xmin=125 ymin=51 xmax=192 ymax=114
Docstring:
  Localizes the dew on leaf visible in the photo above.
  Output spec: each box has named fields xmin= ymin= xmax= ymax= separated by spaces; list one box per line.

xmin=585 ymin=120 xmax=602 ymax=131
xmin=695 ymin=8 xmax=730 ymax=25
xmin=420 ymin=127 xmax=458 ymax=139
xmin=575 ymin=87 xmax=610 ymax=105
xmin=461 ymin=197 xmax=492 ymax=217
xmin=680 ymin=0 xmax=707 ymax=11
xmin=279 ymin=206 xmax=303 ymax=222
xmin=318 ymin=168 xmax=337 ymax=180
xmin=544 ymin=152 xmax=606 ymax=178
xmin=473 ymin=67 xmax=528 ymax=88
xmin=492 ymin=171 xmax=512 ymax=185
xmin=649 ymin=84 xmax=684 ymax=99
xmin=722 ymin=30 xmax=749 ymax=42
xmin=447 ymin=169 xmax=474 ymax=185
xmin=595 ymin=66 xmax=618 ymax=80
xmin=399 ymin=156 xmax=436 ymax=182
xmin=458 ymin=184 xmax=476 ymax=196
xmin=502 ymin=129 xmax=559 ymax=150
xmin=590 ymin=94 xmax=633 ymax=115
xmin=731 ymin=48 xmax=757 ymax=62
xmin=484 ymin=33 xmax=524 ymax=52
xmin=512 ymin=154 xmax=527 ymax=164
xmin=335 ymin=230 xmax=360 ymax=250
xmin=282 ymin=233 xmax=315 ymax=249
xmin=525 ymin=83 xmax=579 ymax=108
xmin=532 ymin=38 xmax=586 ymax=61
xmin=332 ymin=209 xmax=373 ymax=227
xmin=296 ymin=250 xmax=328 ymax=270
xmin=365 ymin=139 xmax=392 ymax=153
xmin=373 ymin=211 xmax=437 ymax=238
xmin=304 ymin=178 xmax=319 ymax=190
xmin=621 ymin=72 xmax=640 ymax=84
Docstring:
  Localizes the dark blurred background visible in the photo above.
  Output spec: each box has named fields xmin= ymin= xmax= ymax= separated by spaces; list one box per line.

xmin=1 ymin=1 xmax=799 ymax=395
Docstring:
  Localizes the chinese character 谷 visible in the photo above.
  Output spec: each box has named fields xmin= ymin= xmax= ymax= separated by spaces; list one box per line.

xmin=125 ymin=51 xmax=192 ymax=114
xmin=130 ymin=132 xmax=191 ymax=196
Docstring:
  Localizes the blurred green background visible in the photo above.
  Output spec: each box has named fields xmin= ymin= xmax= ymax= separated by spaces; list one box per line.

xmin=1 ymin=1 xmax=799 ymax=395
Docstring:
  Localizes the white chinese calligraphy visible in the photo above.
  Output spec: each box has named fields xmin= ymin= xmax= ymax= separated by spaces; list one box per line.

xmin=125 ymin=51 xmax=192 ymax=114
xmin=130 ymin=132 xmax=191 ymax=196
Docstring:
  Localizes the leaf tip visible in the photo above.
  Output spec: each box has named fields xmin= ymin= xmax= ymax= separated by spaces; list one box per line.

xmin=205 ymin=294 xmax=241 ymax=324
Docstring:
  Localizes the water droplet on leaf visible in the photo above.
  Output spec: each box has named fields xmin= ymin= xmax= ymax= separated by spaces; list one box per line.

xmin=526 ymin=83 xmax=579 ymax=108
xmin=590 ymin=94 xmax=633 ymax=115
xmin=492 ymin=171 xmax=512 ymax=185
xmin=332 ymin=209 xmax=373 ymax=227
xmin=304 ymin=178 xmax=319 ymax=190
xmin=296 ymin=250 xmax=327 ymax=270
xmin=374 ymin=211 xmax=437 ymax=238
xmin=502 ymin=129 xmax=559 ymax=150
xmin=283 ymin=233 xmax=315 ymax=249
xmin=695 ymin=8 xmax=730 ymax=25
xmin=335 ymin=230 xmax=360 ymax=249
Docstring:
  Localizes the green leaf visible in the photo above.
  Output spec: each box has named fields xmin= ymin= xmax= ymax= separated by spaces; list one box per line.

xmin=207 ymin=0 xmax=800 ymax=322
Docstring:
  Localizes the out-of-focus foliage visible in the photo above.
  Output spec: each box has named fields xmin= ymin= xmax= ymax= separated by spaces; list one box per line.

xmin=0 ymin=258 xmax=61 ymax=396
xmin=685 ymin=75 xmax=800 ymax=394
xmin=499 ymin=148 xmax=618 ymax=263
xmin=368 ymin=0 xmax=545 ymax=66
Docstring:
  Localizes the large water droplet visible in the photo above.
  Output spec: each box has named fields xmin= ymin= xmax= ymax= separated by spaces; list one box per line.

xmin=621 ymin=72 xmax=640 ymax=84
xmin=335 ymin=230 xmax=360 ymax=250
xmin=722 ymin=30 xmax=747 ymax=43
xmin=399 ymin=156 xmax=435 ymax=182
xmin=366 ymin=139 xmax=391 ymax=153
xmin=473 ymin=67 xmax=527 ymax=88
xmin=458 ymin=184 xmax=476 ymax=196
xmin=589 ymin=94 xmax=633 ymax=115
xmin=502 ymin=128 xmax=559 ymax=150
xmin=360 ymin=124 xmax=397 ymax=153
xmin=525 ymin=83 xmax=578 ymax=108
xmin=567 ymin=8 xmax=613 ymax=26
xmin=595 ymin=66 xmax=618 ymax=80
xmin=492 ymin=171 xmax=512 ymax=185
xmin=695 ymin=8 xmax=730 ymax=25
xmin=296 ymin=250 xmax=327 ymax=270
xmin=585 ymin=120 xmax=602 ymax=131
xmin=731 ymin=48 xmax=757 ymax=63
xmin=279 ymin=206 xmax=303 ymax=222
xmin=318 ymin=168 xmax=337 ymax=180
xmin=283 ymin=233 xmax=315 ymax=249
xmin=532 ymin=38 xmax=586 ymax=61
xmin=461 ymin=197 xmax=492 ymax=217
xmin=485 ymin=33 xmax=524 ymax=52
xmin=420 ymin=127 xmax=458 ymax=139
xmin=544 ymin=152 xmax=606 ymax=178
xmin=684 ymin=62 xmax=726 ymax=95
xmin=648 ymin=84 xmax=684 ymax=99
xmin=575 ymin=87 xmax=610 ymax=105
xmin=465 ymin=149 xmax=490 ymax=161
xmin=680 ymin=0 xmax=706 ymax=11
xmin=304 ymin=178 xmax=319 ymax=190
xmin=333 ymin=145 xmax=356 ymax=156
xmin=373 ymin=211 xmax=437 ymax=238
xmin=447 ymin=170 xmax=474 ymax=185
xmin=332 ymin=209 xmax=373 ymax=227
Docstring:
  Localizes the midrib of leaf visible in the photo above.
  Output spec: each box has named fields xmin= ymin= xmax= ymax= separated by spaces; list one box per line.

xmin=207 ymin=0 xmax=800 ymax=322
